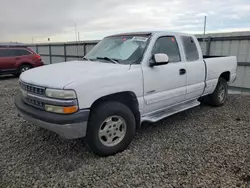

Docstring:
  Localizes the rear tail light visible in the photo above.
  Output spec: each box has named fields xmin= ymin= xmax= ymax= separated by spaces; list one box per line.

xmin=34 ymin=54 xmax=41 ymax=59
xmin=34 ymin=54 xmax=43 ymax=65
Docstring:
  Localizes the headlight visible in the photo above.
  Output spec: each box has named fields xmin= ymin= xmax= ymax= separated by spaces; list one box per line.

xmin=45 ymin=89 xmax=76 ymax=99
xmin=45 ymin=104 xmax=78 ymax=114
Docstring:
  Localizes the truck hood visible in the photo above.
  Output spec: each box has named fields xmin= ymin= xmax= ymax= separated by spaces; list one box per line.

xmin=20 ymin=60 xmax=130 ymax=89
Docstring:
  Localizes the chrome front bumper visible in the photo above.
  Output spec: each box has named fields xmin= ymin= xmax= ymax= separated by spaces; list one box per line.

xmin=18 ymin=109 xmax=88 ymax=139
xmin=15 ymin=95 xmax=89 ymax=139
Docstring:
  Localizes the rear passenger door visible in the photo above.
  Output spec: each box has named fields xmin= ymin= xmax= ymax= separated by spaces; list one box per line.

xmin=0 ymin=49 xmax=16 ymax=70
xmin=181 ymin=36 xmax=206 ymax=100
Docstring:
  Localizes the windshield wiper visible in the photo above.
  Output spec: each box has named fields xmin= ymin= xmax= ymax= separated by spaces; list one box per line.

xmin=96 ymin=57 xmax=119 ymax=64
xmin=82 ymin=57 xmax=92 ymax=61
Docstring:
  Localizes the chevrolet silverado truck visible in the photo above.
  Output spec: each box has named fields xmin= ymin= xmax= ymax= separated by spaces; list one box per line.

xmin=15 ymin=31 xmax=237 ymax=156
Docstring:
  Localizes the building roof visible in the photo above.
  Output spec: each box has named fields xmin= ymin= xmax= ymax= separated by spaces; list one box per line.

xmin=0 ymin=42 xmax=26 ymax=47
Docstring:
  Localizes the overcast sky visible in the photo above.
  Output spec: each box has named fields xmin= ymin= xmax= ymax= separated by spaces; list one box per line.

xmin=1 ymin=0 xmax=250 ymax=43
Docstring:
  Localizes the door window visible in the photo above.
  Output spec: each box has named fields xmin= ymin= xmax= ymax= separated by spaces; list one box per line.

xmin=152 ymin=36 xmax=181 ymax=62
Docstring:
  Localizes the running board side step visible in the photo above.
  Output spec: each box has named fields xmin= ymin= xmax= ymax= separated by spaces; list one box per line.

xmin=142 ymin=100 xmax=200 ymax=123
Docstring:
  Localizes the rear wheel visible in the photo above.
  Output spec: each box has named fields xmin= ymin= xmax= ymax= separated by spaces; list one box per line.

xmin=19 ymin=64 xmax=31 ymax=74
xmin=86 ymin=101 xmax=136 ymax=157
xmin=206 ymin=78 xmax=228 ymax=107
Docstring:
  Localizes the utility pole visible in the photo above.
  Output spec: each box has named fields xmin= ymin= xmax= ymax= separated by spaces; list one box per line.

xmin=74 ymin=23 xmax=77 ymax=42
xmin=203 ymin=16 xmax=207 ymax=39
xmin=74 ymin=23 xmax=79 ymax=58
xmin=78 ymin=32 xmax=80 ymax=42
xmin=203 ymin=16 xmax=207 ymax=53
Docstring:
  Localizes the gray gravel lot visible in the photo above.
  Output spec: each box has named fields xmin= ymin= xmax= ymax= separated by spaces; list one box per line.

xmin=0 ymin=75 xmax=250 ymax=188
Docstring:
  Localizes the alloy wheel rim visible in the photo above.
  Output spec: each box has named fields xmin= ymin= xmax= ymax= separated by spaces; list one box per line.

xmin=98 ymin=115 xmax=127 ymax=147
xmin=21 ymin=67 xmax=29 ymax=72
xmin=218 ymin=84 xmax=226 ymax=102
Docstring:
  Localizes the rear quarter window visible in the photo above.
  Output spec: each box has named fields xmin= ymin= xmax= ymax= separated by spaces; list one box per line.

xmin=12 ymin=49 xmax=32 ymax=56
xmin=181 ymin=36 xmax=199 ymax=61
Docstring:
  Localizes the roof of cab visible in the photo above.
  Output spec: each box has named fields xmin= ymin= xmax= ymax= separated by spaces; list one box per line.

xmin=108 ymin=32 xmax=152 ymax=37
xmin=107 ymin=31 xmax=190 ymax=37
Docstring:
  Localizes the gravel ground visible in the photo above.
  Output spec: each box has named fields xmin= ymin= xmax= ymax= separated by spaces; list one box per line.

xmin=0 ymin=75 xmax=250 ymax=188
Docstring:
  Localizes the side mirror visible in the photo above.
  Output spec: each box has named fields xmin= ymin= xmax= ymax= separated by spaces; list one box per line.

xmin=150 ymin=53 xmax=169 ymax=67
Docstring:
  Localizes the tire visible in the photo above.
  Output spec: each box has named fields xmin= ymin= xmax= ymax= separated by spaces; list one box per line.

xmin=86 ymin=101 xmax=136 ymax=157
xmin=19 ymin=64 xmax=31 ymax=74
xmin=206 ymin=78 xmax=228 ymax=107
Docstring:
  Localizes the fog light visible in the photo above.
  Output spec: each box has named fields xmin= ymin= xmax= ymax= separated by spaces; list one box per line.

xmin=45 ymin=104 xmax=78 ymax=114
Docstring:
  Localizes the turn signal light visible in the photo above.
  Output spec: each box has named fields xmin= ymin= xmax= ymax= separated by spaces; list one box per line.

xmin=63 ymin=106 xmax=78 ymax=114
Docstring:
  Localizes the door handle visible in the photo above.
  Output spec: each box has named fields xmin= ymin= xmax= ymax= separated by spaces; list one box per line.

xmin=16 ymin=57 xmax=21 ymax=60
xmin=179 ymin=69 xmax=186 ymax=75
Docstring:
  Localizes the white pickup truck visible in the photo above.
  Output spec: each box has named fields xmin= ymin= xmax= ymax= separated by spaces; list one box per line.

xmin=15 ymin=31 xmax=237 ymax=156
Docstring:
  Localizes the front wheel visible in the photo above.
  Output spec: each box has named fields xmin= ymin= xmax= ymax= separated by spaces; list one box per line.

xmin=86 ymin=101 xmax=136 ymax=157
xmin=206 ymin=78 xmax=228 ymax=107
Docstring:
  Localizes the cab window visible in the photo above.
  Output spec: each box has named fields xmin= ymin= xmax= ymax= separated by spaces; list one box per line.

xmin=181 ymin=36 xmax=199 ymax=61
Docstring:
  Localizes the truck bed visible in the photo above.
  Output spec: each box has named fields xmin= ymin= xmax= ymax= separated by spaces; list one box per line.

xmin=202 ymin=56 xmax=237 ymax=96
xmin=203 ymin=56 xmax=237 ymax=81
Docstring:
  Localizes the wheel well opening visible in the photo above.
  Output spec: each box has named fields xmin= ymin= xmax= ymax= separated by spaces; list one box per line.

xmin=220 ymin=71 xmax=230 ymax=82
xmin=20 ymin=63 xmax=33 ymax=68
xmin=90 ymin=92 xmax=141 ymax=129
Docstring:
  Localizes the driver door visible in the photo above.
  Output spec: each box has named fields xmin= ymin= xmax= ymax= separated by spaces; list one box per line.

xmin=142 ymin=36 xmax=187 ymax=114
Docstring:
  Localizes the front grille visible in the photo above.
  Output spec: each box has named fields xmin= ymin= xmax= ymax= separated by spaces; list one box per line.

xmin=20 ymin=81 xmax=46 ymax=109
xmin=23 ymin=97 xmax=44 ymax=109
xmin=20 ymin=81 xmax=45 ymax=96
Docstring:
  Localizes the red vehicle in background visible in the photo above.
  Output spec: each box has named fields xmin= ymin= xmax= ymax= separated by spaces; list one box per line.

xmin=0 ymin=45 xmax=43 ymax=76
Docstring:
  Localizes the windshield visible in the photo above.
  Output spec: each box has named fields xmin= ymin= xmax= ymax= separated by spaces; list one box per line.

xmin=85 ymin=35 xmax=150 ymax=65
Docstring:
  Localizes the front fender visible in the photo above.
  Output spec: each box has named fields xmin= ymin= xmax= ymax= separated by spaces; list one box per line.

xmin=65 ymin=66 xmax=143 ymax=109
